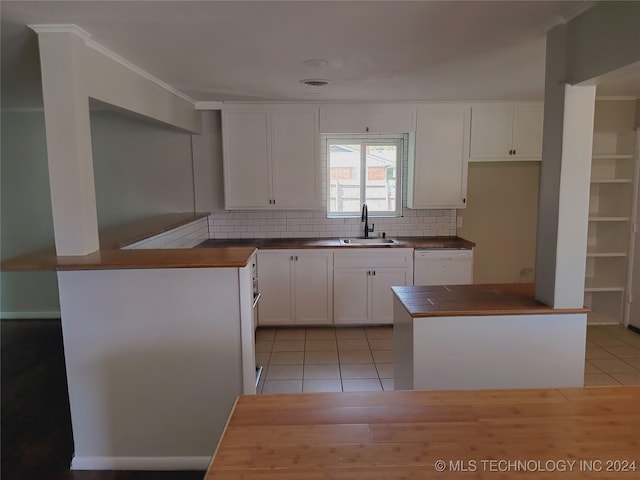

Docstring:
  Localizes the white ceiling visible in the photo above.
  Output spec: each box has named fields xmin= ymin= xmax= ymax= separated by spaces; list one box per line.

xmin=1 ymin=0 xmax=637 ymax=108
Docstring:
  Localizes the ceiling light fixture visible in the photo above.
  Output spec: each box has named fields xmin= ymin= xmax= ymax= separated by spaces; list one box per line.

xmin=302 ymin=59 xmax=329 ymax=67
xmin=300 ymin=79 xmax=329 ymax=87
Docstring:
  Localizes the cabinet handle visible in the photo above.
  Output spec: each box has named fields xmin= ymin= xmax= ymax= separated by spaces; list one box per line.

xmin=367 ymin=271 xmax=370 ymax=276
xmin=373 ymin=270 xmax=376 ymax=276
xmin=513 ymin=149 xmax=516 ymax=155
xmin=295 ymin=255 xmax=298 ymax=261
xmin=366 ymin=126 xmax=370 ymax=132
xmin=463 ymin=198 xmax=466 ymax=204
xmin=290 ymin=256 xmax=294 ymax=261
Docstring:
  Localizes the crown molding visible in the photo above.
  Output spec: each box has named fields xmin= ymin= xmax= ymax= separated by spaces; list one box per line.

xmin=543 ymin=1 xmax=596 ymax=32
xmin=28 ymin=24 xmax=92 ymax=39
xmin=563 ymin=1 xmax=597 ymax=22
xmin=195 ymin=101 xmax=224 ymax=110
xmin=543 ymin=15 xmax=567 ymax=32
xmin=28 ymin=23 xmax=196 ymax=106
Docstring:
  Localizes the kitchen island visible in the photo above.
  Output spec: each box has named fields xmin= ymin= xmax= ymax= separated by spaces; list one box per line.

xmin=392 ymin=284 xmax=589 ymax=391
xmin=205 ymin=386 xmax=640 ymax=479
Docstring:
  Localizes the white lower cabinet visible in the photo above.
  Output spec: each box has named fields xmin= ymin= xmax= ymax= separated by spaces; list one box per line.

xmin=334 ymin=249 xmax=413 ymax=325
xmin=257 ymin=249 xmax=333 ymax=325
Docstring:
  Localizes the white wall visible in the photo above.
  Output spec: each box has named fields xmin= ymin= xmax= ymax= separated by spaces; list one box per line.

xmin=566 ymin=2 xmax=640 ymax=86
xmin=58 ymin=268 xmax=244 ymax=469
xmin=629 ymin=102 xmax=640 ymax=330
xmin=458 ymin=162 xmax=539 ymax=283
xmin=0 ymin=110 xmax=60 ymax=317
xmin=90 ymin=106 xmax=195 ymax=231
xmin=192 ymin=111 xmax=225 ymax=213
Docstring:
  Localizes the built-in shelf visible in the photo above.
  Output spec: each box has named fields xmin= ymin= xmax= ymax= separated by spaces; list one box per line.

xmin=586 ymin=250 xmax=627 ymax=258
xmin=585 ymin=100 xmax=637 ymax=327
xmin=592 ymin=154 xmax=634 ymax=160
xmin=587 ymin=311 xmax=622 ymax=325
xmin=584 ymin=284 xmax=625 ymax=293
xmin=588 ymin=216 xmax=630 ymax=222
xmin=590 ymin=178 xmax=633 ymax=184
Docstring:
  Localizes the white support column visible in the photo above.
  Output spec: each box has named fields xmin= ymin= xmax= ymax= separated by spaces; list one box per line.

xmin=536 ymin=23 xmax=596 ymax=309
xmin=34 ymin=26 xmax=99 ymax=255
xmin=553 ymin=85 xmax=596 ymax=308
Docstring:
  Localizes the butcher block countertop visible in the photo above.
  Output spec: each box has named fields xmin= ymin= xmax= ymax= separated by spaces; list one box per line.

xmin=197 ymin=235 xmax=474 ymax=249
xmin=392 ymin=283 xmax=589 ymax=317
xmin=3 ymin=210 xmax=473 ymax=271
xmin=1 ymin=213 xmax=256 ymax=271
xmin=206 ymin=386 xmax=640 ymax=479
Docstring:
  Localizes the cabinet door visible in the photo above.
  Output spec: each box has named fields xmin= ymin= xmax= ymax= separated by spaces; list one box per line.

xmin=222 ymin=110 xmax=271 ymax=209
xmin=370 ymin=268 xmax=412 ymax=324
xmin=511 ymin=104 xmax=543 ymax=159
xmin=408 ymin=105 xmax=469 ymax=208
xmin=469 ymin=104 xmax=513 ymax=159
xmin=333 ymin=268 xmax=369 ymax=324
xmin=257 ymin=251 xmax=294 ymax=325
xmin=319 ymin=105 xmax=416 ymax=133
xmin=271 ymin=108 xmax=321 ymax=209
xmin=293 ymin=250 xmax=333 ymax=324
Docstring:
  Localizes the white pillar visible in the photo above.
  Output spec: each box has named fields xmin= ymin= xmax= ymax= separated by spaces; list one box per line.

xmin=34 ymin=26 xmax=99 ymax=255
xmin=536 ymin=24 xmax=596 ymax=308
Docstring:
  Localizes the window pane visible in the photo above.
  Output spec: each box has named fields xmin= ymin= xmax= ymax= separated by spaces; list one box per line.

xmin=329 ymin=143 xmax=361 ymax=214
xmin=365 ymin=144 xmax=397 ymax=212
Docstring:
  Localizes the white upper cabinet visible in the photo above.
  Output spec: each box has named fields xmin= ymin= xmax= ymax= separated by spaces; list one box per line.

xmin=319 ymin=104 xmax=416 ymax=133
xmin=222 ymin=109 xmax=271 ymax=208
xmin=271 ymin=107 xmax=321 ymax=209
xmin=469 ymin=102 xmax=543 ymax=161
xmin=222 ymin=105 xmax=321 ymax=210
xmin=408 ymin=104 xmax=469 ymax=209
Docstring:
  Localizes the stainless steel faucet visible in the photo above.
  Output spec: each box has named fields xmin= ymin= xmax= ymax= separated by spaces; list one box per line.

xmin=361 ymin=203 xmax=374 ymax=238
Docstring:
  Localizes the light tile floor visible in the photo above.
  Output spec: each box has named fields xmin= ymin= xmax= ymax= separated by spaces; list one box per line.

xmin=255 ymin=324 xmax=640 ymax=394
xmin=584 ymin=324 xmax=640 ymax=386
xmin=256 ymin=326 xmax=393 ymax=394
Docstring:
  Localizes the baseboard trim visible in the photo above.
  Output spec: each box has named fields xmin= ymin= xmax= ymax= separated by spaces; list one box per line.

xmin=71 ymin=456 xmax=211 ymax=470
xmin=0 ymin=310 xmax=61 ymax=320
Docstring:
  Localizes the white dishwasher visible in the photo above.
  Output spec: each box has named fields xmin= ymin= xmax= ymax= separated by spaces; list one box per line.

xmin=413 ymin=249 xmax=473 ymax=285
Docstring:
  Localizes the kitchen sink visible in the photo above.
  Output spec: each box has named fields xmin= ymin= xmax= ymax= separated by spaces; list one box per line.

xmin=339 ymin=238 xmax=399 ymax=246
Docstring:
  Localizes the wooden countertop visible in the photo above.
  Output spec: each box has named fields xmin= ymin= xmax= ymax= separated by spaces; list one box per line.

xmin=197 ymin=236 xmax=475 ymax=250
xmin=392 ymin=283 xmax=589 ymax=316
xmin=1 ymin=213 xmax=256 ymax=271
xmin=206 ymin=386 xmax=640 ymax=479
xmin=2 ymin=211 xmax=472 ymax=271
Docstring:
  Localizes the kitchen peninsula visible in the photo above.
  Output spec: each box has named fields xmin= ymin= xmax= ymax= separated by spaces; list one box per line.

xmin=3 ymin=213 xmax=258 ymax=470
xmin=392 ymin=283 xmax=589 ymax=391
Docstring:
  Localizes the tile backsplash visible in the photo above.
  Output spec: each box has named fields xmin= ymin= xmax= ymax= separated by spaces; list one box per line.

xmin=207 ymin=209 xmax=457 ymax=239
xmin=123 ymin=217 xmax=209 ymax=249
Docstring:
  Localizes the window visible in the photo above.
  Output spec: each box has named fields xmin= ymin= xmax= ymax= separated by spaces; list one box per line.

xmin=327 ymin=138 xmax=402 ymax=217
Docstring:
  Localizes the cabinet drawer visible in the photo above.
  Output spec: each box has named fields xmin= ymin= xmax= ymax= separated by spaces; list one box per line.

xmin=334 ymin=248 xmax=413 ymax=268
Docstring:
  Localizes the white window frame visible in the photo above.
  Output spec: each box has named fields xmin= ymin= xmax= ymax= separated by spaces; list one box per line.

xmin=326 ymin=137 xmax=403 ymax=218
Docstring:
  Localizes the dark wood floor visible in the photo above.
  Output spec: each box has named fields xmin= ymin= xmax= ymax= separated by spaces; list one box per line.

xmin=1 ymin=319 xmax=205 ymax=480
xmin=50 ymin=472 xmax=205 ymax=480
